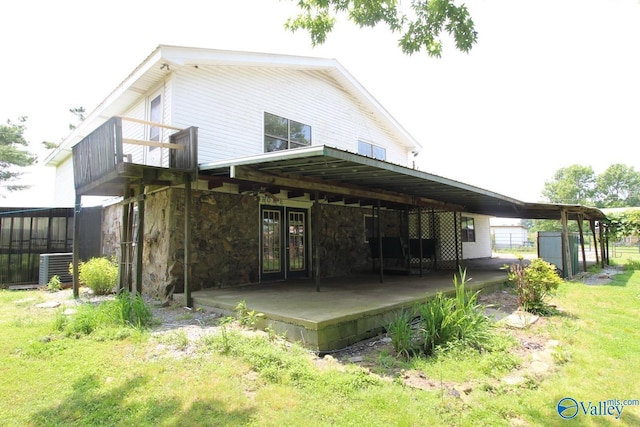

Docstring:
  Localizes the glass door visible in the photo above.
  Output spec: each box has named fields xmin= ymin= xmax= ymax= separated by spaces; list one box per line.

xmin=261 ymin=206 xmax=308 ymax=280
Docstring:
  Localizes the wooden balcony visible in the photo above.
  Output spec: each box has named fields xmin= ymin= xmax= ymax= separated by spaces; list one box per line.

xmin=72 ymin=116 xmax=198 ymax=196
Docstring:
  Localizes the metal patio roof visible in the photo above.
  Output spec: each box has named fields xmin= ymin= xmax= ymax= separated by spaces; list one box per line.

xmin=199 ymin=146 xmax=606 ymax=221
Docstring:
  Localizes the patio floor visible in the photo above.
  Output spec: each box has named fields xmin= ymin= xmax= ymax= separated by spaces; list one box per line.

xmin=179 ymin=257 xmax=513 ymax=352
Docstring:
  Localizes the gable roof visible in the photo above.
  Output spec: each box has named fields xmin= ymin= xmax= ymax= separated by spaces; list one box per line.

xmin=44 ymin=45 xmax=421 ymax=167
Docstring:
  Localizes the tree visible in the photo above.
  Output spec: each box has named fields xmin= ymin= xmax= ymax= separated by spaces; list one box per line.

xmin=0 ymin=117 xmax=36 ymax=195
xmin=541 ymin=164 xmax=596 ymax=205
xmin=595 ymin=164 xmax=640 ymax=208
xmin=286 ymin=0 xmax=477 ymax=57
xmin=607 ymin=209 xmax=640 ymax=241
xmin=68 ymin=106 xmax=86 ymax=130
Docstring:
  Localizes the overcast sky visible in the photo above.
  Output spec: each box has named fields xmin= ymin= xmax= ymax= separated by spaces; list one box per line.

xmin=1 ymin=0 xmax=639 ymax=208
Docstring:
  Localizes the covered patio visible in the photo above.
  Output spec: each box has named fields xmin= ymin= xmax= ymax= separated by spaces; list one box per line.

xmin=177 ymin=257 xmax=511 ymax=352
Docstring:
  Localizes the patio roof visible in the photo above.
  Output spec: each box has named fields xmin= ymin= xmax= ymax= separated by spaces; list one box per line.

xmin=199 ymin=146 xmax=606 ymax=221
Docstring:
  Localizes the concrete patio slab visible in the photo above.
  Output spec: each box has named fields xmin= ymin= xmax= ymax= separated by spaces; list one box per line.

xmin=178 ymin=264 xmax=510 ymax=352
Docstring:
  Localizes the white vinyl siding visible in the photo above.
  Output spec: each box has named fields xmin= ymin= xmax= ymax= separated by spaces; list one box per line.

xmin=462 ymin=214 xmax=492 ymax=259
xmin=53 ymin=157 xmax=75 ymax=207
xmin=170 ymin=66 xmax=411 ymax=166
xmin=120 ymin=81 xmax=173 ymax=166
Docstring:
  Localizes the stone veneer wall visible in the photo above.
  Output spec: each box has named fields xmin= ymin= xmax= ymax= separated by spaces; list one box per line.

xmin=100 ymin=187 xmax=260 ymax=299
xmin=100 ymin=187 xmax=407 ymax=296
xmin=316 ymin=204 xmax=402 ymax=277
xmin=169 ymin=189 xmax=260 ymax=293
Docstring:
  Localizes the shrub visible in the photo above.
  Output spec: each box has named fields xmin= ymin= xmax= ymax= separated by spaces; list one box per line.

xmin=47 ymin=275 xmax=62 ymax=292
xmin=77 ymin=257 xmax=118 ymax=295
xmin=507 ymin=258 xmax=563 ymax=315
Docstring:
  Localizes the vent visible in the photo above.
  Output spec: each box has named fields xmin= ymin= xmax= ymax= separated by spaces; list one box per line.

xmin=39 ymin=253 xmax=73 ymax=285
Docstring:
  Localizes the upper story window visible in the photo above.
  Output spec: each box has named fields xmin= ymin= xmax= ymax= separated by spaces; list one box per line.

xmin=358 ymin=140 xmax=386 ymax=160
xmin=461 ymin=216 xmax=476 ymax=242
xmin=148 ymin=94 xmax=162 ymax=143
xmin=264 ymin=112 xmax=311 ymax=152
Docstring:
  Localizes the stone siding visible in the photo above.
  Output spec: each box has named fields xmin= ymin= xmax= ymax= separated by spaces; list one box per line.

xmin=316 ymin=204 xmax=402 ymax=277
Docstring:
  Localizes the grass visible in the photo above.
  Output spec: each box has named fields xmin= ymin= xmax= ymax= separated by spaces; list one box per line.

xmin=1 ymin=262 xmax=639 ymax=426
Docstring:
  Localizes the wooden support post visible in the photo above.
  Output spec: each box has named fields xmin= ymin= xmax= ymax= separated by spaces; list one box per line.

xmin=72 ymin=194 xmax=81 ymax=299
xmin=377 ymin=200 xmax=384 ymax=283
xmin=371 ymin=205 xmax=375 ymax=274
xmin=454 ymin=212 xmax=460 ymax=270
xmin=577 ymin=214 xmax=587 ymax=273
xmin=184 ymin=176 xmax=193 ymax=308
xmin=313 ymin=191 xmax=320 ymax=292
xmin=405 ymin=206 xmax=411 ymax=275
xmin=135 ymin=181 xmax=145 ymax=295
xmin=418 ymin=207 xmax=424 ymax=277
xmin=118 ymin=184 xmax=130 ymax=293
xmin=561 ymin=209 xmax=573 ymax=277
xmin=431 ymin=209 xmax=437 ymax=271
xmin=599 ymin=224 xmax=607 ymax=267
xmin=590 ymin=219 xmax=600 ymax=266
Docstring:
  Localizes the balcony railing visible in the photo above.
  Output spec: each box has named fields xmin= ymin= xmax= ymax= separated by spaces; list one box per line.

xmin=72 ymin=116 xmax=197 ymax=194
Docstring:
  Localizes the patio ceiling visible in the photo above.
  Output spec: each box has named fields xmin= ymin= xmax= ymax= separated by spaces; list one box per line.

xmin=199 ymin=146 xmax=606 ymax=221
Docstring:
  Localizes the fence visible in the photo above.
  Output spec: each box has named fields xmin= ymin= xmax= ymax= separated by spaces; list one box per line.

xmin=0 ymin=207 xmax=74 ymax=286
xmin=0 ymin=206 xmax=104 ymax=286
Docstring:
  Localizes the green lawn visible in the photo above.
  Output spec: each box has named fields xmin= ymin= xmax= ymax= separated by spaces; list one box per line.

xmin=1 ymin=264 xmax=639 ymax=426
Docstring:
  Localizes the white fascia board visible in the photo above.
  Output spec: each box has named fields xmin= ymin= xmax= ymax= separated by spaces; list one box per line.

xmin=159 ymin=44 xmax=336 ymax=70
xmin=44 ymin=47 xmax=166 ymax=166
xmin=201 ymin=145 xmax=327 ymax=172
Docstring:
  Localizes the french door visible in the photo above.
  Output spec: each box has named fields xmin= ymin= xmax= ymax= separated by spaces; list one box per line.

xmin=261 ymin=206 xmax=308 ymax=280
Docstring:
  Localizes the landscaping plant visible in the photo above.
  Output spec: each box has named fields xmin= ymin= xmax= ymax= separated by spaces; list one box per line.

xmin=507 ymin=258 xmax=563 ymax=315
xmin=46 ymin=275 xmax=62 ymax=292
xmin=75 ymin=257 xmax=118 ymax=295
xmin=388 ymin=268 xmax=491 ymax=357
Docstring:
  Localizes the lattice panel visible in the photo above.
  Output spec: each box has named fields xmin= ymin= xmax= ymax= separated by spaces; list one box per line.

xmin=436 ymin=211 xmax=461 ymax=270
xmin=408 ymin=209 xmax=461 ymax=271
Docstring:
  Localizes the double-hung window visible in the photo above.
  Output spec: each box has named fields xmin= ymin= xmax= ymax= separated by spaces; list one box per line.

xmin=461 ymin=216 xmax=476 ymax=242
xmin=264 ymin=112 xmax=311 ymax=152
xmin=358 ymin=140 xmax=386 ymax=160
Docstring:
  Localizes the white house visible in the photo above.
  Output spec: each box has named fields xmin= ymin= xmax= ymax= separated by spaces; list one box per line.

xmin=45 ymin=45 xmax=561 ymax=299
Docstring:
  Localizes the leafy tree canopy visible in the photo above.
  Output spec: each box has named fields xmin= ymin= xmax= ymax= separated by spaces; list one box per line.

xmin=541 ymin=164 xmax=596 ymax=205
xmin=542 ymin=163 xmax=640 ymax=208
xmin=0 ymin=117 xmax=36 ymax=194
xmin=595 ymin=164 xmax=640 ymax=208
xmin=285 ymin=0 xmax=477 ymax=57
xmin=606 ymin=209 xmax=640 ymax=241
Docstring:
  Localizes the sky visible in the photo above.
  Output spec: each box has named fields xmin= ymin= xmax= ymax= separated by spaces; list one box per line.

xmin=1 ymin=0 xmax=639 ymax=208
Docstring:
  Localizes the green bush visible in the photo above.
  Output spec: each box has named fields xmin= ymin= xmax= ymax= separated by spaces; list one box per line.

xmin=77 ymin=257 xmax=118 ymax=295
xmin=507 ymin=258 xmax=563 ymax=315
xmin=47 ymin=275 xmax=62 ymax=292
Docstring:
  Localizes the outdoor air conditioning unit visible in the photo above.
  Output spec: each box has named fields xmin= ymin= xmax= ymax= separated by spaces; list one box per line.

xmin=38 ymin=253 xmax=73 ymax=285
